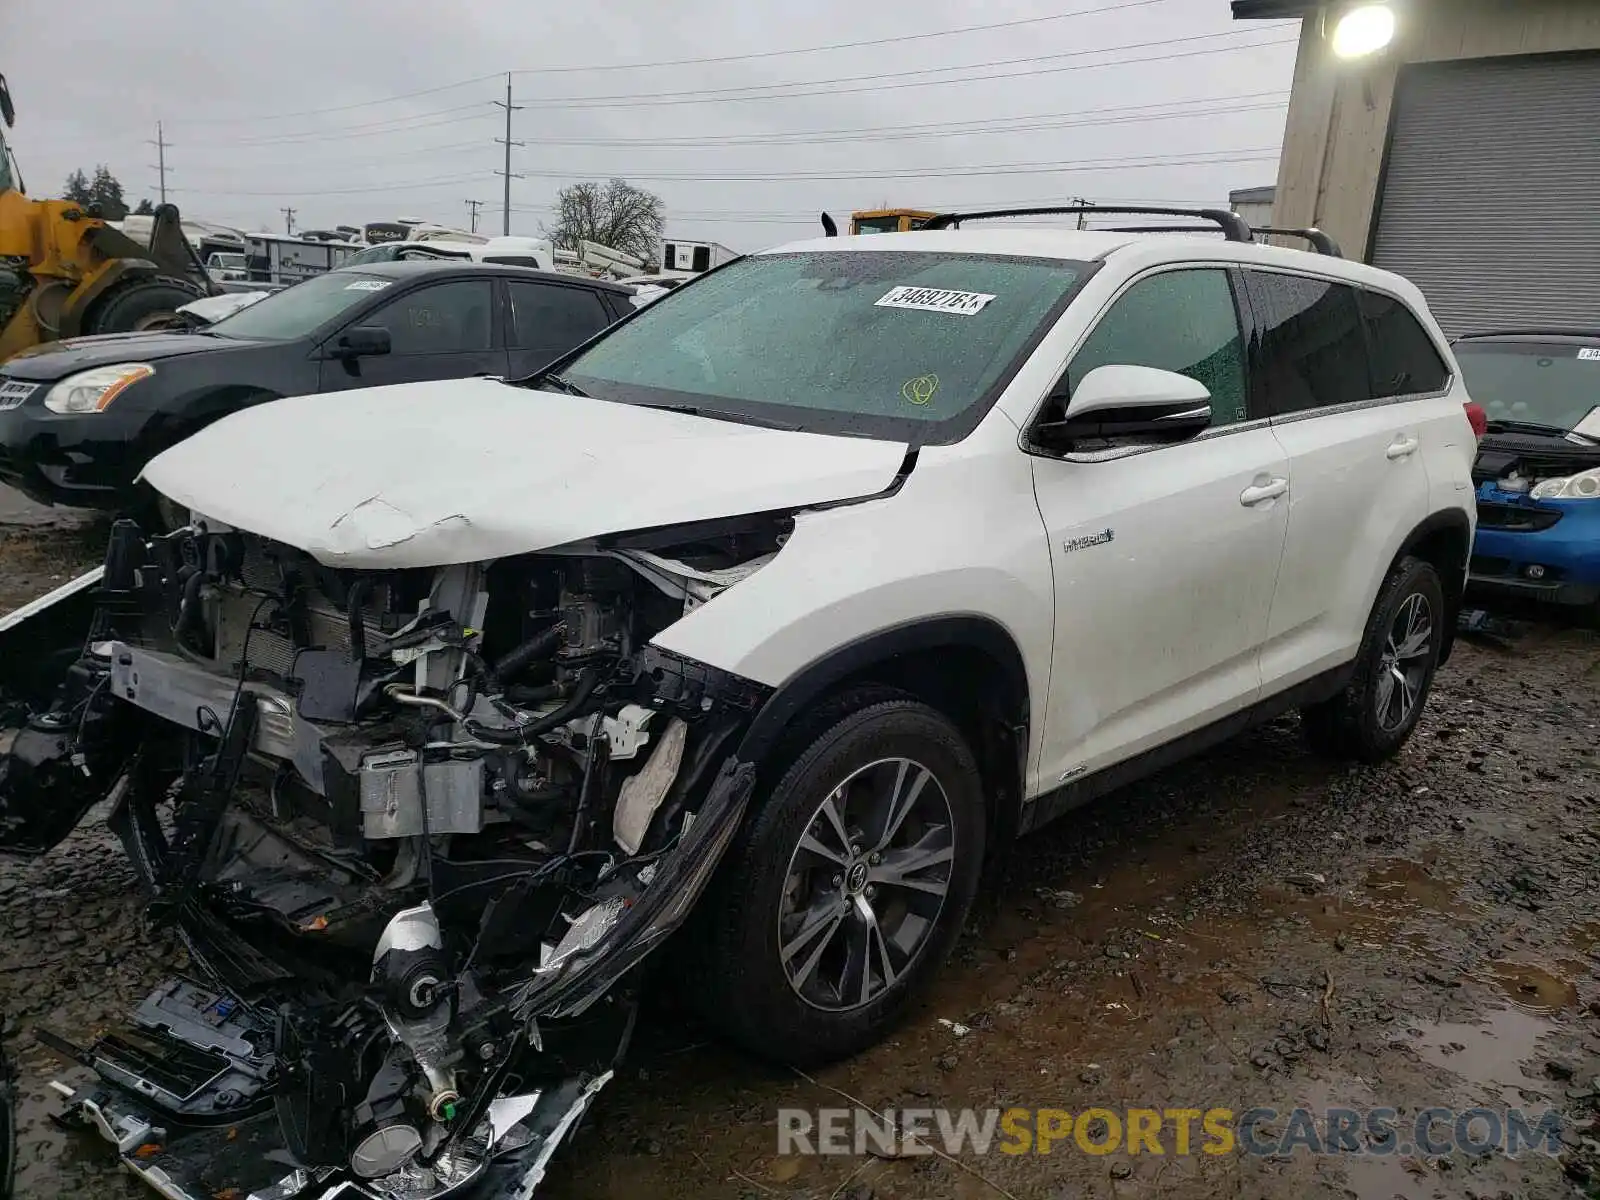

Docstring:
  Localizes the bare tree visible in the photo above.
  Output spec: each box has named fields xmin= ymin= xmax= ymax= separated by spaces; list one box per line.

xmin=548 ymin=178 xmax=665 ymax=265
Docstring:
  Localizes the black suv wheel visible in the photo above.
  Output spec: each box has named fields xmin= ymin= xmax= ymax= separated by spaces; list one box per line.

xmin=1302 ymin=555 xmax=1445 ymax=763
xmin=695 ymin=693 xmax=985 ymax=1065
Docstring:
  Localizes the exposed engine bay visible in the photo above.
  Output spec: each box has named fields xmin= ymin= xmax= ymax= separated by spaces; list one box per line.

xmin=0 ymin=511 xmax=784 ymax=1198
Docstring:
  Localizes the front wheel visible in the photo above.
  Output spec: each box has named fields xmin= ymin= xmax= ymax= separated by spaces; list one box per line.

xmin=1302 ymin=555 xmax=1445 ymax=763
xmin=694 ymin=695 xmax=986 ymax=1066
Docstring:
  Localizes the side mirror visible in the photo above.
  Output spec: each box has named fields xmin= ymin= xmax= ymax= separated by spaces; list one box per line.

xmin=334 ymin=326 xmax=391 ymax=358
xmin=1033 ymin=365 xmax=1212 ymax=451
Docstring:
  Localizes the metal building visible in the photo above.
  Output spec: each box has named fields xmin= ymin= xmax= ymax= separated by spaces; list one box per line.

xmin=1233 ymin=0 xmax=1600 ymax=335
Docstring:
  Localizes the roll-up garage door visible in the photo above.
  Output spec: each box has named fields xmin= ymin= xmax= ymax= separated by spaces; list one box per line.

xmin=1370 ymin=53 xmax=1600 ymax=337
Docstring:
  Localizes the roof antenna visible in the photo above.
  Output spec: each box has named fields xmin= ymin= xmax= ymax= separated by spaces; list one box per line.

xmin=820 ymin=212 xmax=838 ymax=238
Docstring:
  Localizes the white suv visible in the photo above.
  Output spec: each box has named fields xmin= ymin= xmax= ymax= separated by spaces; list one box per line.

xmin=0 ymin=206 xmax=1476 ymax=1198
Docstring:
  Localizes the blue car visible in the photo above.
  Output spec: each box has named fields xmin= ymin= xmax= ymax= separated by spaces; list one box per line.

xmin=1456 ymin=330 xmax=1600 ymax=614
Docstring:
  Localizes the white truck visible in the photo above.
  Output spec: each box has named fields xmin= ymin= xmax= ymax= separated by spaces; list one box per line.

xmin=660 ymin=237 xmax=737 ymax=273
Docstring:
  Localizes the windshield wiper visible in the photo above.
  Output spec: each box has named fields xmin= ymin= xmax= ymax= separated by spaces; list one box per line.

xmin=1485 ymin=418 xmax=1579 ymax=438
xmin=534 ymin=373 xmax=591 ymax=398
xmin=638 ymin=402 xmax=803 ymax=432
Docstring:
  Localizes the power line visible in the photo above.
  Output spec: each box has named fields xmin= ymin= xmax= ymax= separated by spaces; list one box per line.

xmin=131 ymin=1 xmax=1284 ymax=129
xmin=184 ymin=106 xmax=493 ymax=149
xmin=175 ymin=28 xmax=1296 ymax=146
xmin=177 ymin=90 xmax=1289 ymax=168
xmin=512 ymin=0 xmax=1186 ymax=74
xmin=494 ymin=146 xmax=1283 ymax=184
xmin=179 ymin=174 xmax=491 ymax=198
xmin=512 ymin=95 xmax=1291 ymax=150
xmin=509 ymin=28 xmax=1299 ymax=110
xmin=187 ymin=146 xmax=1273 ymax=199
xmin=177 ymin=74 xmax=503 ymax=126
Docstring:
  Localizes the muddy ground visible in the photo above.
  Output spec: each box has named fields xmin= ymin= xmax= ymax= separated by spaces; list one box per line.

xmin=3 ymin=520 xmax=1600 ymax=1200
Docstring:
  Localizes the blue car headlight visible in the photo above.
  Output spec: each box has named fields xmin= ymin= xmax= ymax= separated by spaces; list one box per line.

xmin=1531 ymin=468 xmax=1600 ymax=502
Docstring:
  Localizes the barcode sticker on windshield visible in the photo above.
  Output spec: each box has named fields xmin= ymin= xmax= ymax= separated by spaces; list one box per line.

xmin=344 ymin=280 xmax=392 ymax=292
xmin=875 ymin=286 xmax=996 ymax=317
xmin=1578 ymin=348 xmax=1600 ymax=361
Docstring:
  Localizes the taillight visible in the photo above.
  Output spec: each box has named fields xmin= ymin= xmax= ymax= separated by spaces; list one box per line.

xmin=1464 ymin=401 xmax=1487 ymax=440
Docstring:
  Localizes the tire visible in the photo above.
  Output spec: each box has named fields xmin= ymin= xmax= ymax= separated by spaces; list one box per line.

xmin=693 ymin=693 xmax=986 ymax=1066
xmin=85 ymin=276 xmax=206 ymax=336
xmin=1301 ymin=555 xmax=1445 ymax=763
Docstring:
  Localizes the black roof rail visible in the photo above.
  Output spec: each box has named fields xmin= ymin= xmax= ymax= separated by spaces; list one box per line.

xmin=920 ymin=204 xmax=1254 ymax=242
xmin=1253 ymin=226 xmax=1343 ymax=257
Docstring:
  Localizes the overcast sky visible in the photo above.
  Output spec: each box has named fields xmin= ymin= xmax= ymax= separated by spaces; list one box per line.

xmin=1 ymin=0 xmax=1300 ymax=252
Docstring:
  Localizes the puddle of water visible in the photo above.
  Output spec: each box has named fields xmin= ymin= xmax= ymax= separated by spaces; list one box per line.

xmin=1409 ymin=1004 xmax=1560 ymax=1108
xmin=1484 ymin=961 xmax=1580 ymax=1016
xmin=1364 ymin=860 xmax=1468 ymax=915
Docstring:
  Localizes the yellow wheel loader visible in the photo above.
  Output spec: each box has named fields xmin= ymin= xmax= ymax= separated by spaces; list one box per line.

xmin=0 ymin=73 xmax=218 ymax=364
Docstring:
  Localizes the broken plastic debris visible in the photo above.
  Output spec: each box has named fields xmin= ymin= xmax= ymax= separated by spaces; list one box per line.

xmin=937 ymin=1018 xmax=972 ymax=1037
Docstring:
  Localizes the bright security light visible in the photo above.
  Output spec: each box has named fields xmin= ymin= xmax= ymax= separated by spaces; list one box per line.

xmin=1331 ymin=3 xmax=1397 ymax=59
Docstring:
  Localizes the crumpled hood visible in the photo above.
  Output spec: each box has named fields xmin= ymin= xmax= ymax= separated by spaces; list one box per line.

xmin=141 ymin=378 xmax=908 ymax=568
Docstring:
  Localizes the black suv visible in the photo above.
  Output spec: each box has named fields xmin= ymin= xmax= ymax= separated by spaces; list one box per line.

xmin=0 ymin=260 xmax=634 ymax=516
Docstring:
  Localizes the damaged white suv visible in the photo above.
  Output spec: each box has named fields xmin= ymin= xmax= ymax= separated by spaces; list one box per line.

xmin=0 ymin=206 xmax=1477 ymax=1199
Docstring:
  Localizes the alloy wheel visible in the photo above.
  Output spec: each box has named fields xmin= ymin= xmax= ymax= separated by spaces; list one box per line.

xmin=1375 ymin=591 xmax=1433 ymax=733
xmin=777 ymin=757 xmax=956 ymax=1012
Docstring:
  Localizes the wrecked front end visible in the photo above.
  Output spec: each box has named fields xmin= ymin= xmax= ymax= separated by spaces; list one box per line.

xmin=0 ymin=512 xmax=778 ymax=1198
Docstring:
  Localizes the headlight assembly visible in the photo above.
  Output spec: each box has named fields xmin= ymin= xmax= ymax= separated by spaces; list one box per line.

xmin=43 ymin=363 xmax=154 ymax=414
xmin=1530 ymin=468 xmax=1600 ymax=502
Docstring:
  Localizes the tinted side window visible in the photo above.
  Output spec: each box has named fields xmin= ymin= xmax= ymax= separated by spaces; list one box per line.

xmin=1359 ymin=290 xmax=1449 ymax=397
xmin=362 ymin=280 xmax=493 ymax=354
xmin=1064 ymin=269 xmax=1250 ymax=427
xmin=1245 ymin=272 xmax=1369 ymax=415
xmin=508 ymin=281 xmax=612 ymax=349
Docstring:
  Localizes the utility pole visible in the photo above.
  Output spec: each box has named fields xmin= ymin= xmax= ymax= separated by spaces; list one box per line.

xmin=281 ymin=207 xmax=297 ymax=235
xmin=492 ymin=74 xmax=524 ymax=236
xmin=465 ymin=199 xmax=484 ymax=233
xmin=148 ymin=122 xmax=170 ymax=205
xmin=1072 ymin=197 xmax=1090 ymax=230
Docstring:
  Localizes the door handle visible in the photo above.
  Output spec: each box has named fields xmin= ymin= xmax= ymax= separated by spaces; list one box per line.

xmin=1387 ymin=435 xmax=1420 ymax=460
xmin=1240 ymin=477 xmax=1289 ymax=507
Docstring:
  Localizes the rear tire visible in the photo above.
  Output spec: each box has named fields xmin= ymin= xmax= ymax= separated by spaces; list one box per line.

xmin=1301 ymin=555 xmax=1445 ymax=763
xmin=86 ymin=276 xmax=206 ymax=336
xmin=693 ymin=693 xmax=986 ymax=1066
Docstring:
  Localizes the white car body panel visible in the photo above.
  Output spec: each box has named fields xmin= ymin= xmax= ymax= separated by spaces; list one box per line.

xmin=139 ymin=380 xmax=907 ymax=568
xmin=650 ymin=416 xmax=1059 ymax=795
xmin=1029 ymin=427 xmax=1291 ymax=787
xmin=1258 ymin=399 xmax=1433 ymax=690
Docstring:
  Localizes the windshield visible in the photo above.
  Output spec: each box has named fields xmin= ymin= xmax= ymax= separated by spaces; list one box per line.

xmin=211 ymin=253 xmax=245 ymax=269
xmin=852 ymin=217 xmax=902 ymax=235
xmin=561 ymin=250 xmax=1087 ymax=442
xmin=207 ymin=271 xmax=395 ymax=340
xmin=1457 ymin=341 xmax=1600 ymax=434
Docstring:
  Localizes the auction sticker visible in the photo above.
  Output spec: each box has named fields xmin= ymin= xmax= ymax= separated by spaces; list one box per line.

xmin=876 ymin=286 xmax=996 ymax=316
xmin=1578 ymin=348 xmax=1600 ymax=361
xmin=344 ymin=280 xmax=393 ymax=292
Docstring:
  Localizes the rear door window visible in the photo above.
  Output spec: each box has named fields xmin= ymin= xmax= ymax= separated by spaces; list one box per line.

xmin=508 ymin=281 xmax=613 ymax=351
xmin=1359 ymin=290 xmax=1450 ymax=398
xmin=1243 ymin=271 xmax=1370 ymax=416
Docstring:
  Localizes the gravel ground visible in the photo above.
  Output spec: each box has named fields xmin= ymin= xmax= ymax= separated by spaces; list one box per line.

xmin=4 ymin=523 xmax=1600 ymax=1200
